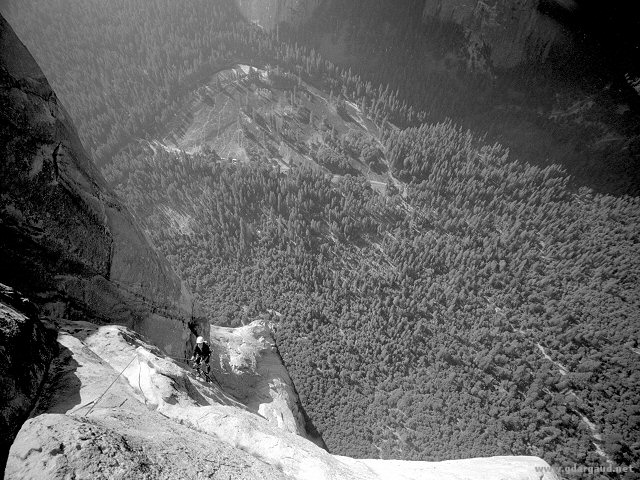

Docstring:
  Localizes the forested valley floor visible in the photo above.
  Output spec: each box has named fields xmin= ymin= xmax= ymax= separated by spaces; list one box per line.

xmin=3 ymin=1 xmax=639 ymax=477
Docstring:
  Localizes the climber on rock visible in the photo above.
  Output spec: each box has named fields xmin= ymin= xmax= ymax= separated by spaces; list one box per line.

xmin=190 ymin=336 xmax=211 ymax=378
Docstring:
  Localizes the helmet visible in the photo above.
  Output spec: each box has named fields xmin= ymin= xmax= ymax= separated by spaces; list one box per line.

xmin=196 ymin=336 xmax=204 ymax=344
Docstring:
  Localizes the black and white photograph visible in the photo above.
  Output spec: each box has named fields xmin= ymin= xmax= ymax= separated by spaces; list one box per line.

xmin=1 ymin=1 xmax=638 ymax=479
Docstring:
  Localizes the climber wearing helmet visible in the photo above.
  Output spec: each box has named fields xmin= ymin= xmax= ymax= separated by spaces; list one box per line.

xmin=190 ymin=336 xmax=211 ymax=377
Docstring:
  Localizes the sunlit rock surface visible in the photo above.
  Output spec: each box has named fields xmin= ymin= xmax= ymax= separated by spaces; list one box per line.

xmin=209 ymin=320 xmax=309 ymax=437
xmin=2 ymin=12 xmax=559 ymax=480
xmin=8 ymin=323 xmax=558 ymax=480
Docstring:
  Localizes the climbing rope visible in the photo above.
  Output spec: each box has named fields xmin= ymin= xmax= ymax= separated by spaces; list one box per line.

xmin=75 ymin=351 xmax=219 ymax=417
xmin=83 ymin=353 xmax=137 ymax=417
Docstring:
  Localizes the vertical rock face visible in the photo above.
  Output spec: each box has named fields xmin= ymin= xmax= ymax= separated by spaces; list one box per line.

xmin=249 ymin=0 xmax=571 ymax=69
xmin=0 ymin=14 xmax=206 ymax=355
xmin=422 ymin=0 xmax=571 ymax=70
xmin=209 ymin=321 xmax=317 ymax=441
xmin=234 ymin=0 xmax=322 ymax=30
xmin=0 ymin=284 xmax=57 ymax=473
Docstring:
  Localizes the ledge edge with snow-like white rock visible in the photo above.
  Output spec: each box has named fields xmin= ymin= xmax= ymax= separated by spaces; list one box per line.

xmin=7 ymin=322 xmax=559 ymax=480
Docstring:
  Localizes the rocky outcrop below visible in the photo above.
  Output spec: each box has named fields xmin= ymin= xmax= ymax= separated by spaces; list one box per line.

xmin=0 ymin=14 xmax=206 ymax=355
xmin=0 ymin=285 xmax=57 ymax=473
xmin=209 ymin=320 xmax=317 ymax=441
xmin=234 ymin=0 xmax=322 ymax=30
xmin=7 ymin=322 xmax=559 ymax=480
xmin=7 ymin=323 xmax=284 ymax=480
xmin=422 ymin=0 xmax=571 ymax=70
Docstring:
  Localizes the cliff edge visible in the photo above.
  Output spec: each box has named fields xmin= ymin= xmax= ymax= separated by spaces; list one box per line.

xmin=209 ymin=320 xmax=327 ymax=448
xmin=422 ymin=0 xmax=571 ymax=70
xmin=234 ymin=0 xmax=322 ymax=30
xmin=0 ymin=14 xmax=206 ymax=354
xmin=6 ymin=321 xmax=559 ymax=480
xmin=1 ymin=13 xmax=559 ymax=480
xmin=0 ymin=13 xmax=207 ymax=469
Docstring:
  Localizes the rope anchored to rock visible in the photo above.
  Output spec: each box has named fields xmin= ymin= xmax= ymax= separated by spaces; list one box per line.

xmin=83 ymin=353 xmax=138 ymax=418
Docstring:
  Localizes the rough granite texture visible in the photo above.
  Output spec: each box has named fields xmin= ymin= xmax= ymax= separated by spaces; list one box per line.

xmin=209 ymin=321 xmax=309 ymax=437
xmin=1 ymin=12 xmax=561 ymax=480
xmin=0 ymin=284 xmax=57 ymax=474
xmin=7 ymin=323 xmax=559 ymax=480
xmin=7 ymin=323 xmax=291 ymax=480
xmin=0 ymin=14 xmax=206 ymax=356
xmin=235 ymin=0 xmax=322 ymax=30
xmin=422 ymin=0 xmax=570 ymax=69
xmin=8 ymin=413 xmax=290 ymax=480
xmin=0 ymin=15 xmax=208 ymax=471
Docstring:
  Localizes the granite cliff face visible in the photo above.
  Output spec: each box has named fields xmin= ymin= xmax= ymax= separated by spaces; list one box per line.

xmin=0 ymin=14 xmax=207 ymax=469
xmin=209 ymin=320 xmax=329 ymax=448
xmin=1 ymin=13 xmax=560 ymax=480
xmin=7 ymin=321 xmax=559 ymax=480
xmin=0 ymin=15 xmax=206 ymax=355
xmin=234 ymin=0 xmax=322 ymax=30
xmin=0 ymin=285 xmax=57 ymax=473
xmin=421 ymin=0 xmax=571 ymax=70
xmin=6 ymin=323 xmax=285 ymax=480
xmin=237 ymin=0 xmax=571 ymax=70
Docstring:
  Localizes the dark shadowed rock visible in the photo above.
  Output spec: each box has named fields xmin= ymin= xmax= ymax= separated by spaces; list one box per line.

xmin=0 ymin=284 xmax=56 ymax=474
xmin=422 ymin=0 xmax=571 ymax=70
xmin=0 ymin=14 xmax=206 ymax=356
xmin=0 ymin=15 xmax=209 ymax=468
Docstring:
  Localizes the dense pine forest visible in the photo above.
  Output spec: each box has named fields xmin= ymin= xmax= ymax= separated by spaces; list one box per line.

xmin=4 ymin=0 xmax=639 ymax=478
xmin=4 ymin=0 xmax=420 ymax=166
xmin=104 ymin=129 xmax=639 ymax=473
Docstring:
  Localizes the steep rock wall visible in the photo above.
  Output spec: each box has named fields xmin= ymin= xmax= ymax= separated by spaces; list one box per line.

xmin=234 ymin=0 xmax=322 ymax=30
xmin=0 ymin=15 xmax=206 ymax=355
xmin=0 ymin=284 xmax=57 ymax=473
xmin=209 ymin=321 xmax=310 ymax=438
xmin=7 ymin=322 xmax=560 ymax=480
xmin=422 ymin=0 xmax=571 ymax=69
xmin=268 ymin=0 xmax=570 ymax=70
